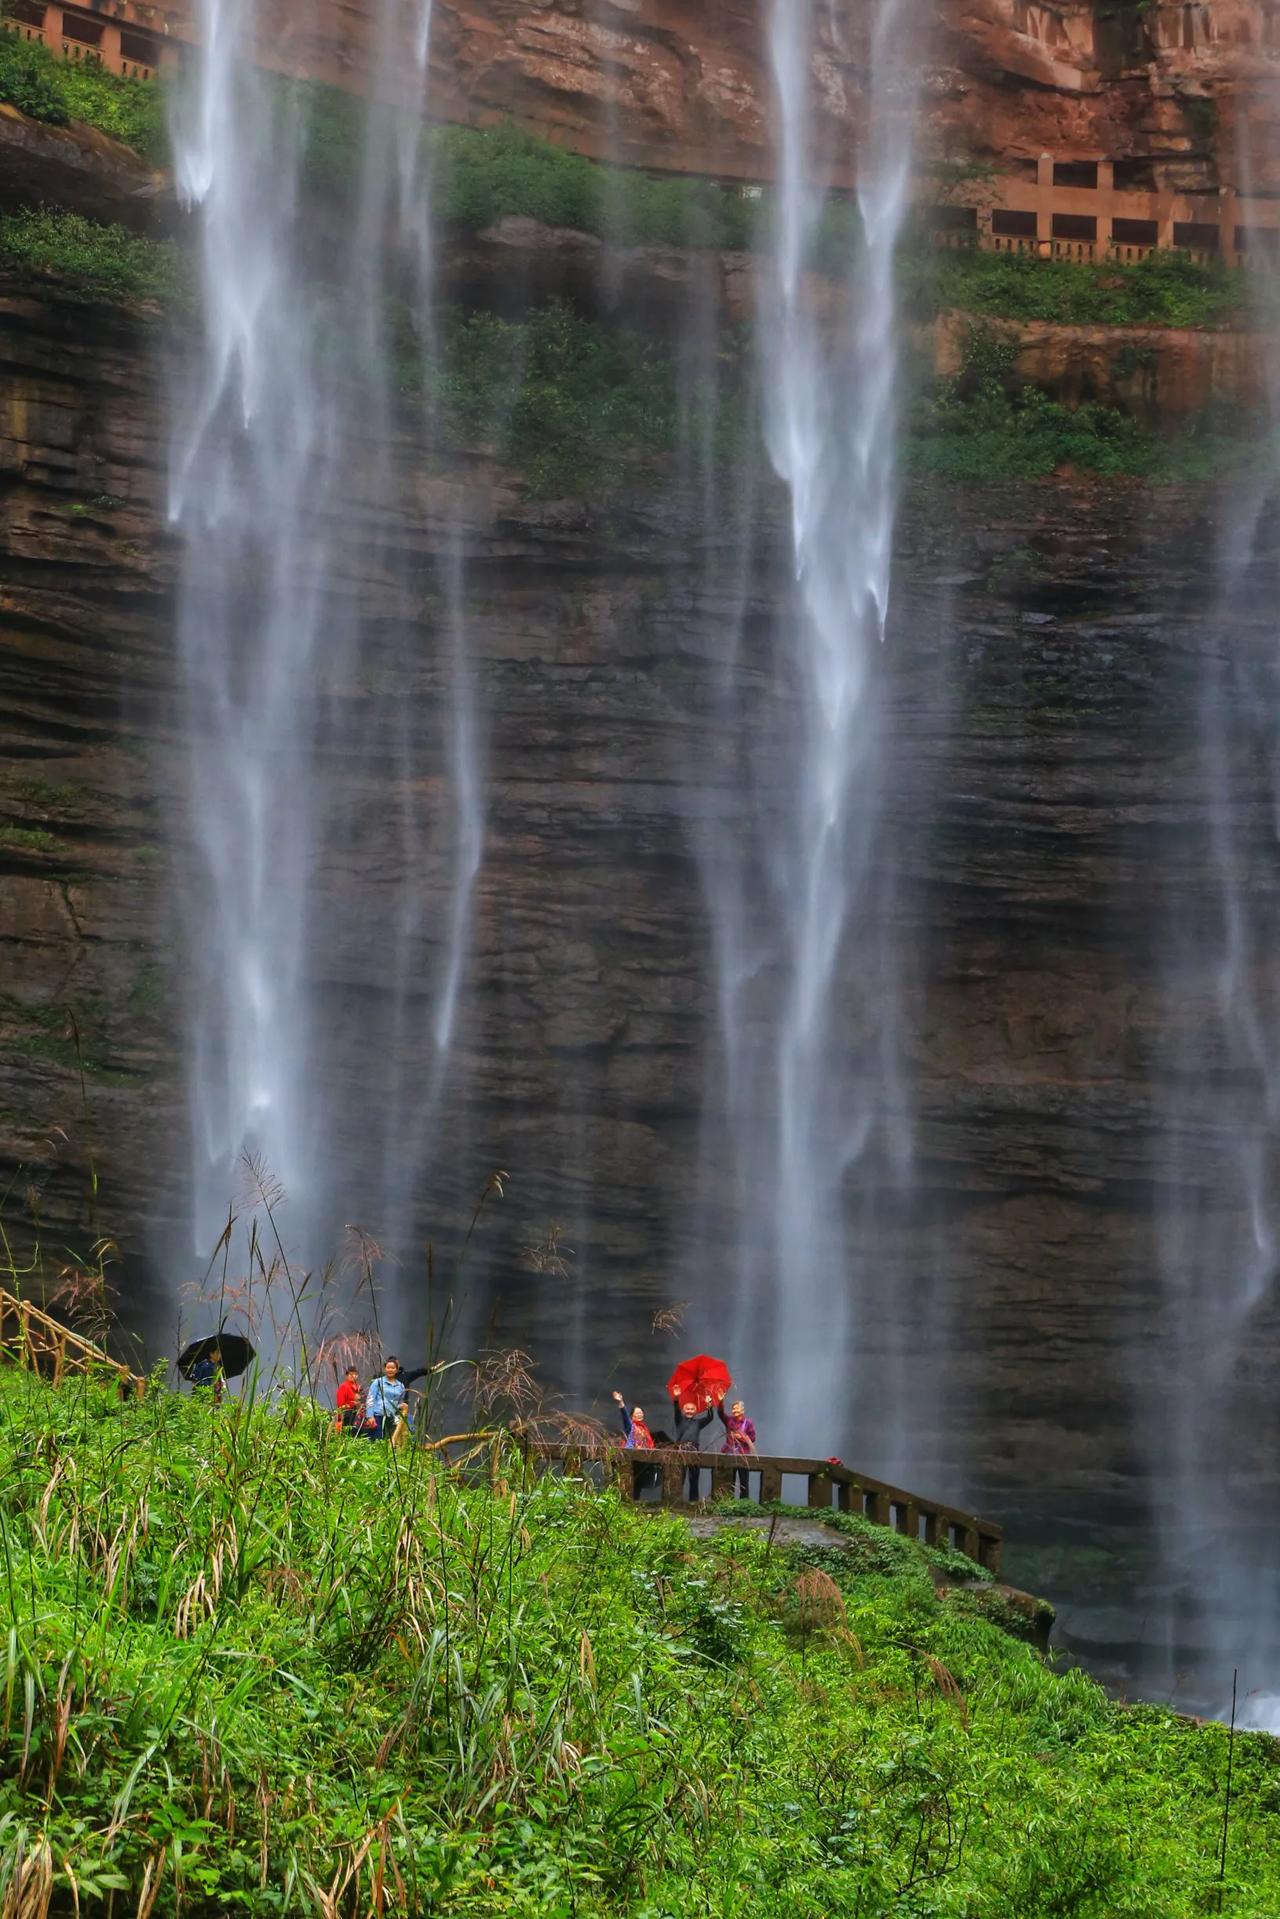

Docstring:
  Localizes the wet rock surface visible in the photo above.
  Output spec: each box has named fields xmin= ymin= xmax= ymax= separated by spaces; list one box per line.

xmin=2 ymin=278 xmax=1278 ymax=1552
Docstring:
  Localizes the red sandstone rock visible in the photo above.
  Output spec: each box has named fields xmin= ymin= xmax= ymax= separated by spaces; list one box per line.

xmin=55 ymin=0 xmax=1280 ymax=192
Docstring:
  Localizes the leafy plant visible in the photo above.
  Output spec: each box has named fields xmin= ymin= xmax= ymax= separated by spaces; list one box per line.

xmin=0 ymin=208 xmax=187 ymax=305
xmin=0 ymin=25 xmax=66 ymax=122
xmin=0 ymin=20 xmax=166 ymax=159
xmin=902 ymin=240 xmax=1252 ymax=330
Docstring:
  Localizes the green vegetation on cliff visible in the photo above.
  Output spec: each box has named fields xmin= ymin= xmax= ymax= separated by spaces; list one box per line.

xmin=422 ymin=304 xmax=745 ymax=497
xmin=903 ymin=242 xmax=1250 ymax=331
xmin=429 ymin=123 xmax=760 ymax=251
xmin=0 ymin=1367 xmax=1277 ymax=1915
xmin=0 ymin=210 xmax=1263 ymax=495
xmin=0 ymin=25 xmax=166 ymax=161
xmin=0 ymin=39 xmax=1255 ymax=335
xmin=909 ymin=324 xmax=1244 ymax=484
xmin=0 ymin=208 xmax=184 ymax=304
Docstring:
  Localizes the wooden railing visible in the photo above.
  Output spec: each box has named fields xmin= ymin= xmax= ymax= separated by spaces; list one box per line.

xmin=516 ymin=1440 xmax=1003 ymax=1577
xmin=0 ymin=1287 xmax=144 ymax=1396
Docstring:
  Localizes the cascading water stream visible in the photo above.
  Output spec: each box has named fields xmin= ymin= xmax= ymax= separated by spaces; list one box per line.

xmin=1148 ymin=110 xmax=1280 ymax=1724
xmin=716 ymin=0 xmax=919 ymax=1448
xmin=169 ymin=0 xmax=331 ymax=1257
xmin=167 ymin=0 xmax=481 ymax=1285
xmin=371 ymin=0 xmax=485 ymax=1243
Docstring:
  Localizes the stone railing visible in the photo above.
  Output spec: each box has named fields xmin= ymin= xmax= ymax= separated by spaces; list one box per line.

xmin=0 ymin=1285 xmax=145 ymax=1395
xmin=514 ymin=1439 xmax=1004 ymax=1576
xmin=929 ymin=154 xmax=1279 ymax=271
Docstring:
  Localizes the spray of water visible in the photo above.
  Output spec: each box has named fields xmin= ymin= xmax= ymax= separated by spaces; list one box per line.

xmin=167 ymin=0 xmax=480 ymax=1278
xmin=709 ymin=0 xmax=919 ymax=1449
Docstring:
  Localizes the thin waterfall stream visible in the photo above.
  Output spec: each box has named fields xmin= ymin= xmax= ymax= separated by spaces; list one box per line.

xmin=1147 ymin=91 xmax=1280 ymax=1729
xmin=714 ymin=0 xmax=921 ymax=1451
xmin=166 ymin=0 xmax=480 ymax=1286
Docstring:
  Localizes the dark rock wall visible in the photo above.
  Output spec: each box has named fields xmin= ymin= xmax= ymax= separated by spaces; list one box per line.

xmin=4 ymin=281 xmax=1278 ymax=1583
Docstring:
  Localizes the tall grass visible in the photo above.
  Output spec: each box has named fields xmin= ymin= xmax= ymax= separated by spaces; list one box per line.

xmin=0 ymin=1342 xmax=1277 ymax=1912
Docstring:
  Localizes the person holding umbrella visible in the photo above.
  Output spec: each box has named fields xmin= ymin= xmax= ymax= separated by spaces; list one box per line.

xmin=667 ymin=1356 xmax=731 ymax=1502
xmin=672 ymin=1396 xmax=714 ymax=1500
xmin=190 ymin=1343 xmax=223 ymax=1402
xmin=177 ymin=1328 xmax=256 ymax=1400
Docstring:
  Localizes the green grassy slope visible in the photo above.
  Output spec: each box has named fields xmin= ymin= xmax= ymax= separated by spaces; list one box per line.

xmin=0 ymin=1368 xmax=1276 ymax=1916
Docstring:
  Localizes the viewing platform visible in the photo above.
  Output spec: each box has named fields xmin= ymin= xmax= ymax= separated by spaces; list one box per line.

xmin=0 ymin=1300 xmax=1002 ymax=1577
xmin=515 ymin=1439 xmax=1004 ymax=1577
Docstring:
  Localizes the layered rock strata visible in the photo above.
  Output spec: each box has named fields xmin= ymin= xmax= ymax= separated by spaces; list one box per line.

xmin=3 ymin=275 xmax=1277 ymax=1539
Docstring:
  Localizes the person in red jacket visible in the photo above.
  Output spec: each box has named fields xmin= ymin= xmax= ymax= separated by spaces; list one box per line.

xmin=335 ymin=1366 xmax=362 ymax=1434
xmin=611 ymin=1389 xmax=659 ymax=1497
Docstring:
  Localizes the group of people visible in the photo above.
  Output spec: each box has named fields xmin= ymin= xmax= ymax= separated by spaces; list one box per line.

xmin=188 ymin=1342 xmax=754 ymax=1494
xmin=611 ymin=1386 xmax=757 ymax=1499
xmin=187 ymin=1345 xmax=415 ymax=1443
xmin=335 ymin=1356 xmax=415 ymax=1443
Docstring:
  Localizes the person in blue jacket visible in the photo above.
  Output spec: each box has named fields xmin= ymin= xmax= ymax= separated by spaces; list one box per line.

xmin=363 ymin=1355 xmax=407 ymax=1440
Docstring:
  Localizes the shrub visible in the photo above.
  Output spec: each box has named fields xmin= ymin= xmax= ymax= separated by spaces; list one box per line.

xmin=0 ymin=23 xmax=166 ymax=159
xmin=0 ymin=208 xmax=187 ymax=304
xmin=54 ymin=52 xmax=167 ymax=161
xmin=0 ymin=25 xmax=66 ymax=122
xmin=901 ymin=238 xmax=1251 ymax=329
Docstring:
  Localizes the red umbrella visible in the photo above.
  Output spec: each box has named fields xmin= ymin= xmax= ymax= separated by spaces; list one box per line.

xmin=667 ymin=1354 xmax=731 ymax=1412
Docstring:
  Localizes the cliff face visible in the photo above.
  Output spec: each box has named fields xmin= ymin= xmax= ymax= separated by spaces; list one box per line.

xmin=3 ymin=275 xmax=1278 ymax=1549
xmin=298 ymin=0 xmax=1280 ymax=189
xmin=417 ymin=0 xmax=1275 ymax=185
xmin=57 ymin=0 xmax=1279 ymax=187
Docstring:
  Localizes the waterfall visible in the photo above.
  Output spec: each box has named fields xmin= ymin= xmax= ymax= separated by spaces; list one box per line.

xmin=168 ymin=0 xmax=329 ymax=1257
xmin=711 ymin=0 xmax=921 ymax=1450
xmin=1149 ymin=88 xmax=1280 ymax=1724
xmin=167 ymin=0 xmax=479 ymax=1279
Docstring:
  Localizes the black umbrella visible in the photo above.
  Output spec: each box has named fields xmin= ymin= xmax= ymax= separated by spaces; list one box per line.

xmin=176 ymin=1331 xmax=256 ymax=1382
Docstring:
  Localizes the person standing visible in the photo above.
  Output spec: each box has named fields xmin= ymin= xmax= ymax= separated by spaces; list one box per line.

xmin=335 ymin=1366 xmax=362 ymax=1434
xmin=672 ymin=1396 xmax=714 ymax=1501
xmin=189 ymin=1344 xmax=224 ymax=1403
xmin=364 ymin=1356 xmax=406 ymax=1441
xmin=611 ymin=1390 xmax=656 ymax=1450
xmin=717 ymin=1398 xmax=757 ymax=1498
xmin=611 ymin=1390 xmax=659 ymax=1496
